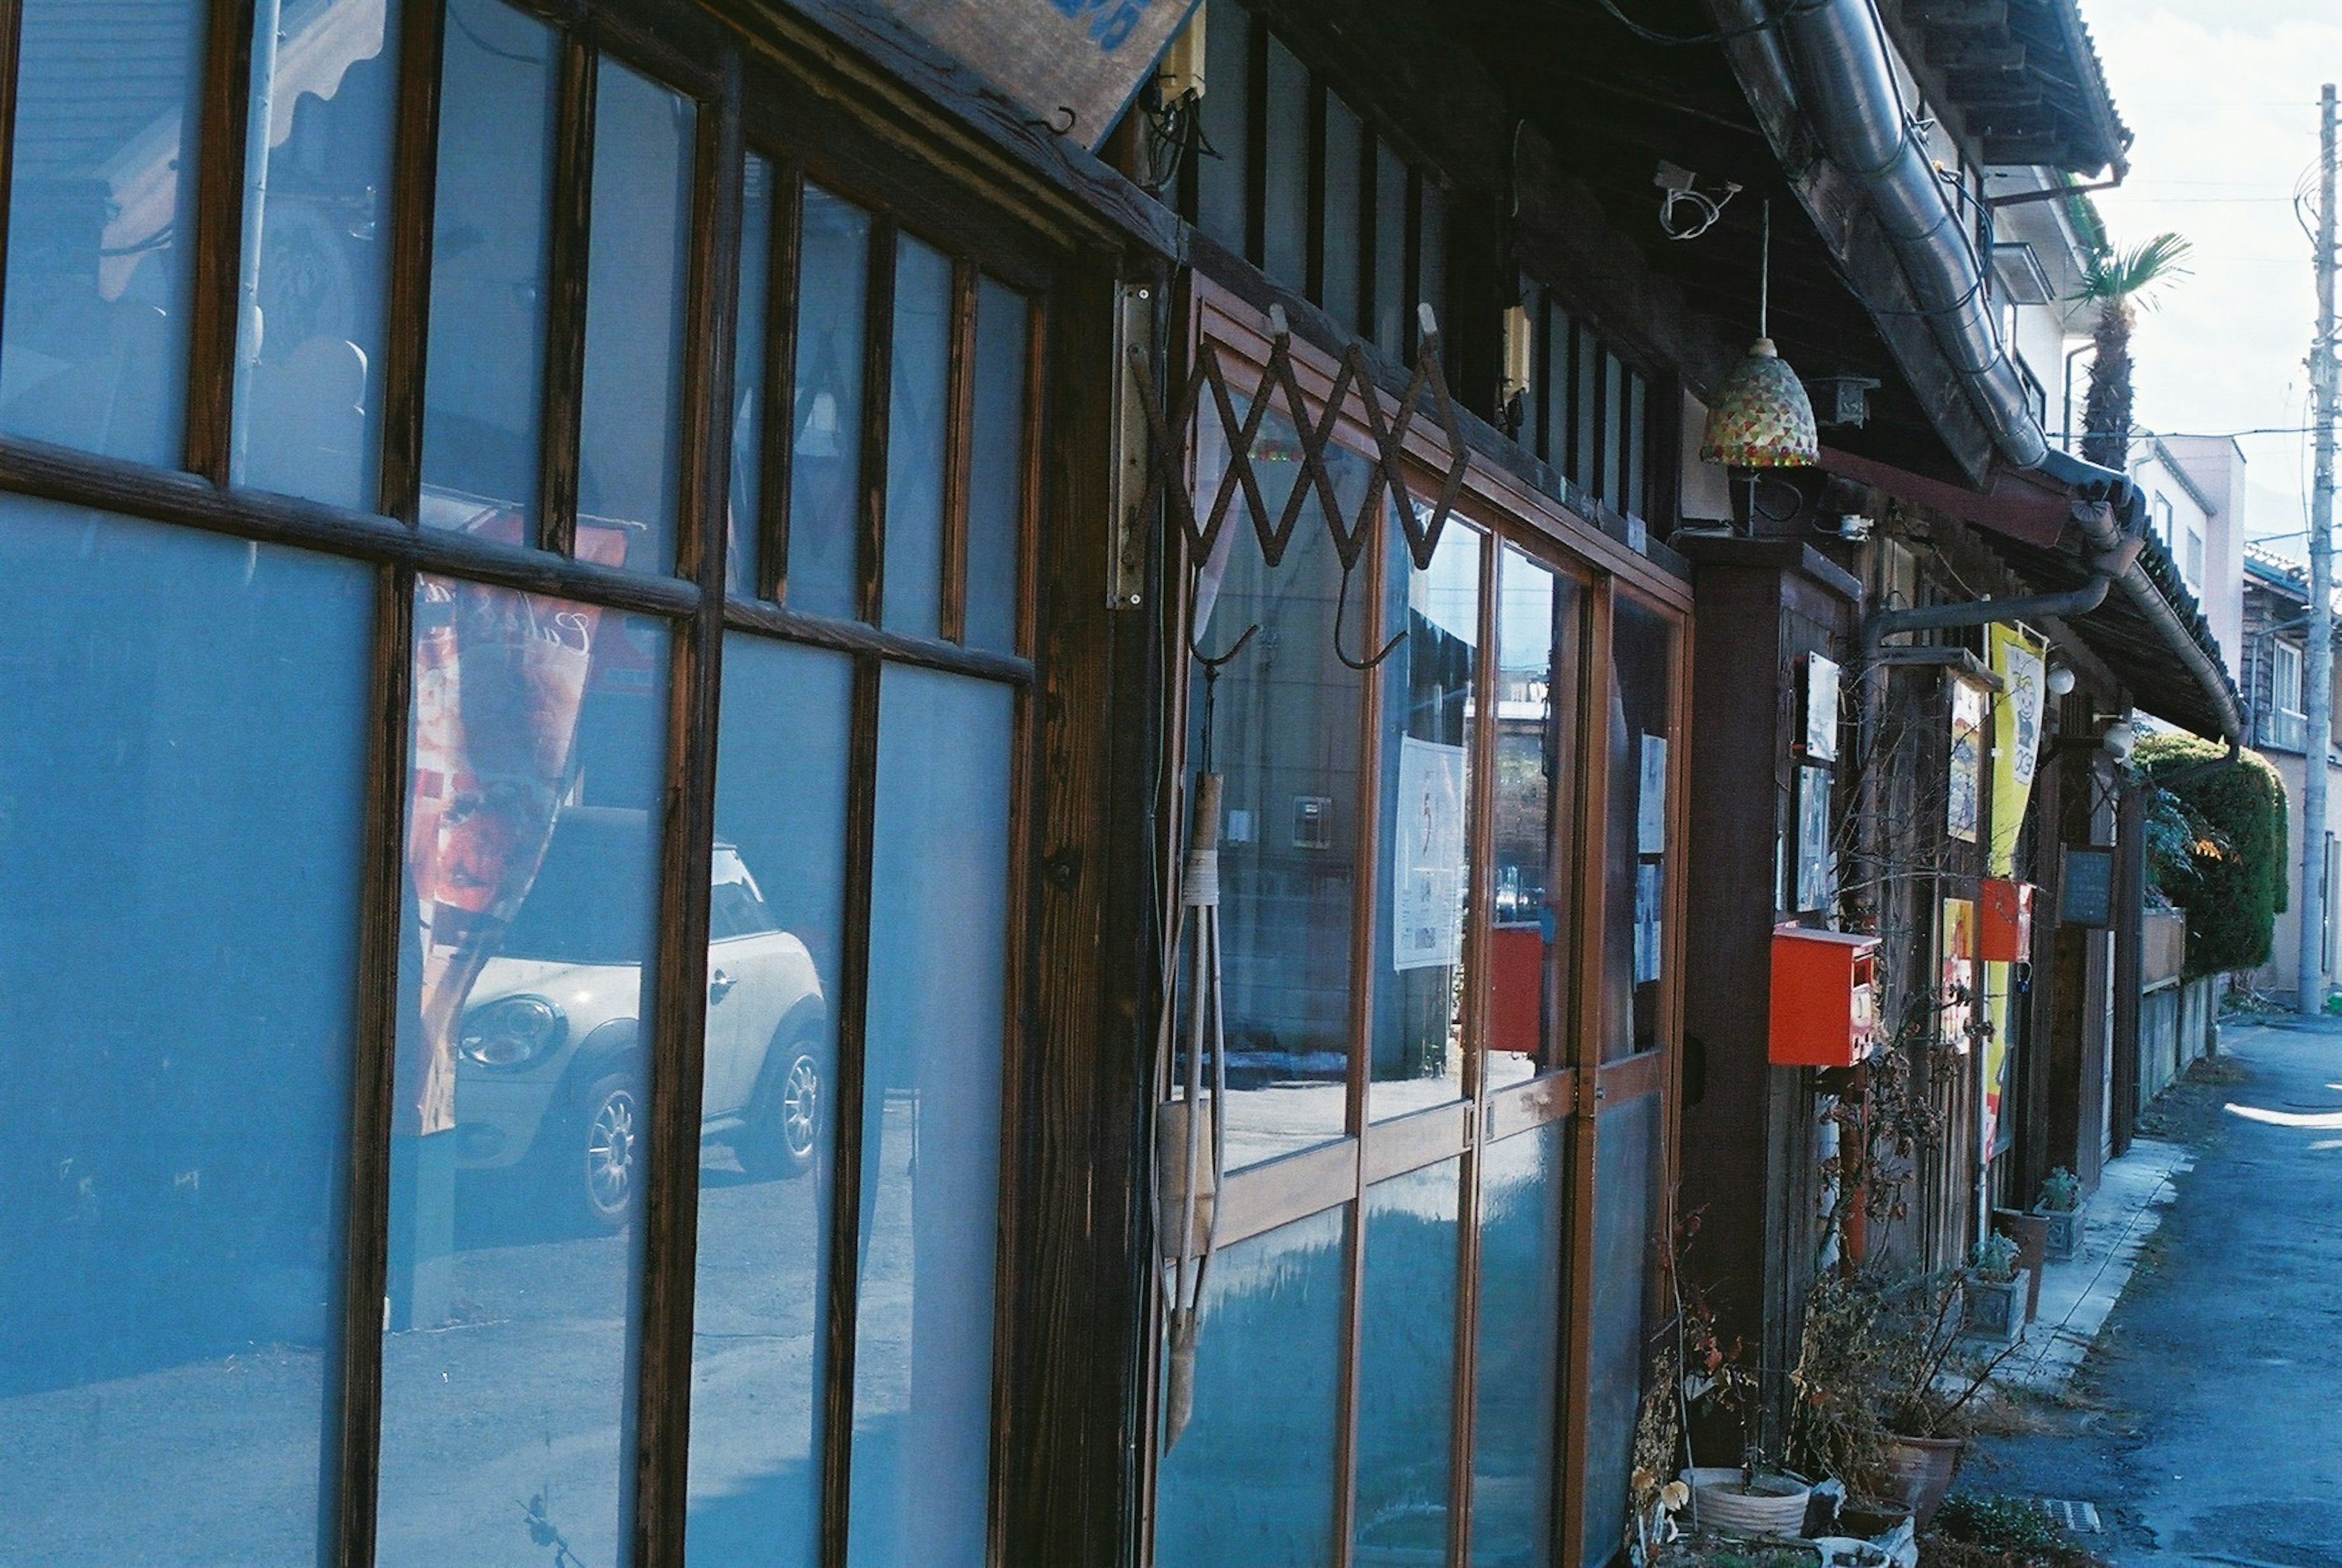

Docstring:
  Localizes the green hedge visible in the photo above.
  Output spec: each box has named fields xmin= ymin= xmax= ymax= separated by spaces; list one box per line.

xmin=2137 ymin=733 xmax=2289 ymax=977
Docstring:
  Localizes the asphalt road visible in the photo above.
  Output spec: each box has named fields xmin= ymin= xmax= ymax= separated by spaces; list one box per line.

xmin=1967 ymin=1015 xmax=2342 ymax=1568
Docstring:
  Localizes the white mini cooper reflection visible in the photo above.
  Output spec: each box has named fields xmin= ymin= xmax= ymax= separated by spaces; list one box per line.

xmin=451 ymin=806 xmax=827 ymax=1229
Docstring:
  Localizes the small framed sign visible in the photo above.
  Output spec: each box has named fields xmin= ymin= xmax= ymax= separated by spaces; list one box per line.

xmin=2060 ymin=846 xmax=2116 ymax=928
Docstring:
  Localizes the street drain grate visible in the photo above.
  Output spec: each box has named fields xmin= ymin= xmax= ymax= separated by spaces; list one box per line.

xmin=2038 ymin=1499 xmax=2102 ymax=1534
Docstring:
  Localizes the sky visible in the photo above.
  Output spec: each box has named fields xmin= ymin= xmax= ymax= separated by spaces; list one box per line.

xmin=2083 ymin=0 xmax=2342 ymax=560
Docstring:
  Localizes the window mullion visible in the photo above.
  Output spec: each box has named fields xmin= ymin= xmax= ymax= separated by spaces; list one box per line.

xmin=536 ymin=27 xmax=596 ymax=556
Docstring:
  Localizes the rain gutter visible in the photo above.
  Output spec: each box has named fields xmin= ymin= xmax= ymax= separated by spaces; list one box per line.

xmin=1720 ymin=0 xmax=2243 ymax=741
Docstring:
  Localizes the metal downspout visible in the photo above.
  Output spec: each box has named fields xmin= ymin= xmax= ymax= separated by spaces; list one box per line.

xmin=1714 ymin=0 xmax=2244 ymax=742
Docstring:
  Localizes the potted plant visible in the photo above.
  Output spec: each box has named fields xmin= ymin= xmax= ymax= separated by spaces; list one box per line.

xmin=2033 ymin=1166 xmax=2083 ymax=1262
xmin=1867 ymin=1272 xmax=2021 ymax=1528
xmin=1677 ymin=1269 xmax=1814 ymax=1536
xmin=1961 ymin=1234 xmax=2027 ymax=1345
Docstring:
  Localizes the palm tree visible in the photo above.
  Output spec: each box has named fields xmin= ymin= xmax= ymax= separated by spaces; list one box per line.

xmin=2075 ymin=232 xmax=2193 ymax=470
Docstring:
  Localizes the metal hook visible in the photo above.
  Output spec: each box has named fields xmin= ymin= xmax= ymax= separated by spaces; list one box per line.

xmin=1333 ymin=557 xmax=1404 ymax=671
xmin=1186 ymin=558 xmax=1259 ymax=670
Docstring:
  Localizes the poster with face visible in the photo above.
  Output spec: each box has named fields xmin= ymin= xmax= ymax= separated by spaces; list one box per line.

xmin=1939 ymin=895 xmax=1977 ymax=1055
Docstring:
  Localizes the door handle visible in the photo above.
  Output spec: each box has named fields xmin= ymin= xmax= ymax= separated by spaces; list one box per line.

xmin=708 ymin=967 xmax=736 ymax=1003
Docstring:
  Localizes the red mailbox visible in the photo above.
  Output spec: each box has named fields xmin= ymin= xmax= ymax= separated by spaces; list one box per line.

xmin=1769 ymin=925 xmax=1882 ymax=1068
xmin=1977 ymin=878 xmax=2035 ymax=962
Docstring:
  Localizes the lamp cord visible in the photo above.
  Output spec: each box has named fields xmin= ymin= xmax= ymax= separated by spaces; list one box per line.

xmin=1760 ymin=199 xmax=1771 ymax=342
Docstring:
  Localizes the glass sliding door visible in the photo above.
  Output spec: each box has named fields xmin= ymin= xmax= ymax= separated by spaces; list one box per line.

xmin=1151 ymin=292 xmax=1687 ymax=1568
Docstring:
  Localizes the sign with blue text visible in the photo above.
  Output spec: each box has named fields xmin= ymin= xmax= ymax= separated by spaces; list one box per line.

xmin=868 ymin=0 xmax=1203 ymax=151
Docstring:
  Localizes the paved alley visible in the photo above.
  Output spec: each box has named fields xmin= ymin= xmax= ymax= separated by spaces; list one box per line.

xmin=1969 ymin=1017 xmax=2342 ymax=1567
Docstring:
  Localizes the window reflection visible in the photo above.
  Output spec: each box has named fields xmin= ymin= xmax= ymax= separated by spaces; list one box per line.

xmin=726 ymin=157 xmax=774 ymax=597
xmin=1153 ymin=1206 xmax=1348 ymax=1568
xmin=1369 ymin=519 xmax=1479 ymax=1120
xmin=579 ymin=57 xmax=694 ymax=575
xmin=375 ymin=579 xmax=668 ymax=1568
xmin=881 ymin=235 xmax=951 ymax=637
xmin=234 ymin=0 xmax=402 ymax=510
xmin=1190 ymin=404 xmax=1371 ymax=1167
xmin=847 ymin=668 xmax=1014 ymax=1567
xmin=1355 ymin=1161 xmax=1462 ymax=1563
xmin=1585 ymin=1095 xmax=1660 ymax=1566
xmin=420 ymin=0 xmax=557 ymax=543
xmin=1603 ymin=598 xmax=1674 ymax=1061
xmin=0 ymin=0 xmax=205 ymax=468
xmin=687 ymin=639 xmax=850 ymax=1568
xmin=962 ymin=278 xmax=1027 ymax=653
xmin=788 ymin=186 xmax=871 ymax=618
xmin=1472 ymin=1124 xmax=1569 ymax=1567
xmin=1489 ymin=551 xmax=1583 ymax=1089
xmin=0 ymin=500 xmax=371 ymax=1566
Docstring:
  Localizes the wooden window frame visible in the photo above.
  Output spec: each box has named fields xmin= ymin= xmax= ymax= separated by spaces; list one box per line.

xmin=1150 ymin=279 xmax=1689 ymax=1568
xmin=0 ymin=4 xmax=1079 ymax=1567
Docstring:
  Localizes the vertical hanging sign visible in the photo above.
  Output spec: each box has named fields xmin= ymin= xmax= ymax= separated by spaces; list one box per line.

xmin=1980 ymin=624 xmax=2046 ymax=1153
xmin=863 ymin=0 xmax=1204 ymax=152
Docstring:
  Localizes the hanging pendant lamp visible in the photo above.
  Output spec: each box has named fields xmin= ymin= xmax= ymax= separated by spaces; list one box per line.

xmin=1700 ymin=201 xmax=1819 ymax=469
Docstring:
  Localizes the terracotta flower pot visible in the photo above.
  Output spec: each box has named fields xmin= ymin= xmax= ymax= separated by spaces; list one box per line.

xmin=1878 ymin=1434 xmax=1963 ymax=1528
xmin=1682 ymin=1467 xmax=1815 ymax=1536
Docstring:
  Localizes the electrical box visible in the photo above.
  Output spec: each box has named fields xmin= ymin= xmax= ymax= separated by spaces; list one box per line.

xmin=1769 ymin=924 xmax=1882 ymax=1069
xmin=1978 ymin=878 xmax=2035 ymax=962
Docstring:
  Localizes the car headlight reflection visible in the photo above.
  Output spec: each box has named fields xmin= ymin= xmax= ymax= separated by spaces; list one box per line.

xmin=459 ymin=995 xmax=567 ymax=1069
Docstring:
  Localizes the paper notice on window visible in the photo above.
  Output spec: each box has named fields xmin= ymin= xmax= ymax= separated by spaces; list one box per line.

xmin=1394 ymin=734 xmax=1468 ymax=972
xmin=1638 ymin=733 xmax=1668 ymax=854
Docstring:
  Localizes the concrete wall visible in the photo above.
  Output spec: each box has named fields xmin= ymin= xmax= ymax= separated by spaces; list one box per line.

xmin=2140 ymin=973 xmax=2220 ymax=1106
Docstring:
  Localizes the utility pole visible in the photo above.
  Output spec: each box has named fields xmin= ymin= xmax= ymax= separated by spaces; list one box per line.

xmin=2301 ymin=83 xmax=2336 ymax=1016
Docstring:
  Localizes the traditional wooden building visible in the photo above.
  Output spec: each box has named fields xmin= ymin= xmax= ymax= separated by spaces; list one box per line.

xmin=0 ymin=1 xmax=2239 ymax=1566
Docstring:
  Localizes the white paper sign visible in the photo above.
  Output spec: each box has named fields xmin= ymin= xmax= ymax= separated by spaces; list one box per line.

xmin=1638 ymin=733 xmax=1669 ymax=854
xmin=1394 ymin=735 xmax=1468 ymax=972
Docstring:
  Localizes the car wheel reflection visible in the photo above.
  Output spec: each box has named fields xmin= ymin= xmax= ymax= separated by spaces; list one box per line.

xmin=581 ymin=1075 xmax=642 ymax=1230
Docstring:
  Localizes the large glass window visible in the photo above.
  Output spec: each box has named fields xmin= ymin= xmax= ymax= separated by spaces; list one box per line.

xmin=727 ymin=156 xmax=776 ymax=597
xmin=687 ymin=639 xmax=854 ymax=1568
xmin=233 ymin=0 xmax=403 ymax=509
xmin=1355 ymin=1161 xmax=1463 ymax=1562
xmin=881 ymin=235 xmax=953 ymax=637
xmin=1153 ymin=1206 xmax=1350 ymax=1568
xmin=847 ymin=668 xmax=1015 ymax=1566
xmin=963 ymin=279 xmax=1028 ymax=653
xmin=374 ymin=582 xmax=670 ymax=1568
xmin=0 ymin=502 xmax=371 ymax=1568
xmin=420 ymin=0 xmax=559 ymax=543
xmin=578 ymin=57 xmax=696 ymax=575
xmin=1489 ymin=551 xmax=1585 ymax=1088
xmin=787 ymin=185 xmax=872 ymax=618
xmin=1191 ymin=403 xmax=1369 ymax=1167
xmin=1 ymin=0 xmax=206 ymax=467
xmin=1369 ymin=520 xmax=1481 ymax=1120
xmin=1603 ymin=597 xmax=1675 ymax=1061
xmin=1471 ymin=1123 xmax=1570 ymax=1567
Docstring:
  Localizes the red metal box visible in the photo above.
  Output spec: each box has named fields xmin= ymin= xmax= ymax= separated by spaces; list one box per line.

xmin=1768 ymin=924 xmax=1882 ymax=1068
xmin=1977 ymin=878 xmax=2035 ymax=962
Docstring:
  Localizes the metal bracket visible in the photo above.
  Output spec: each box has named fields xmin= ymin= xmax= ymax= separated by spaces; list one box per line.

xmin=1110 ymin=281 xmax=1155 ymax=610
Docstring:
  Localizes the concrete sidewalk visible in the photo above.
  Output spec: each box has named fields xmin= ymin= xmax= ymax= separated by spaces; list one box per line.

xmin=1996 ymin=1136 xmax=2194 ymax=1394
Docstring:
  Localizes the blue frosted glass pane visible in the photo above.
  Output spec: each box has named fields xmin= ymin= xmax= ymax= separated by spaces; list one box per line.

xmin=1472 ymin=1123 xmax=1569 ymax=1567
xmin=0 ymin=0 xmax=204 ymax=468
xmin=0 ymin=501 xmax=371 ymax=1566
xmin=233 ymin=0 xmax=403 ymax=510
xmin=1154 ymin=1205 xmax=1348 ymax=1568
xmin=1194 ymin=1 xmax=1250 ymax=253
xmin=687 ymin=638 xmax=854 ymax=1568
xmin=881 ymin=236 xmax=951 ymax=637
xmin=846 ymin=668 xmax=1015 ymax=1568
xmin=728 ymin=159 xmax=774 ymax=598
xmin=420 ymin=0 xmax=558 ymax=544
xmin=1320 ymin=93 xmax=1364 ymax=330
xmin=375 ymin=585 xmax=670 ymax=1568
xmin=962 ymin=279 xmax=1027 ymax=653
xmin=1373 ymin=146 xmax=1409 ymax=360
xmin=1370 ymin=519 xmax=1480 ymax=1121
xmin=1356 ymin=1161 xmax=1463 ymax=1563
xmin=1261 ymin=38 xmax=1308 ymax=292
xmin=1583 ymin=1096 xmax=1658 ymax=1568
xmin=579 ymin=59 xmax=694 ymax=575
xmin=789 ymin=187 xmax=871 ymax=618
